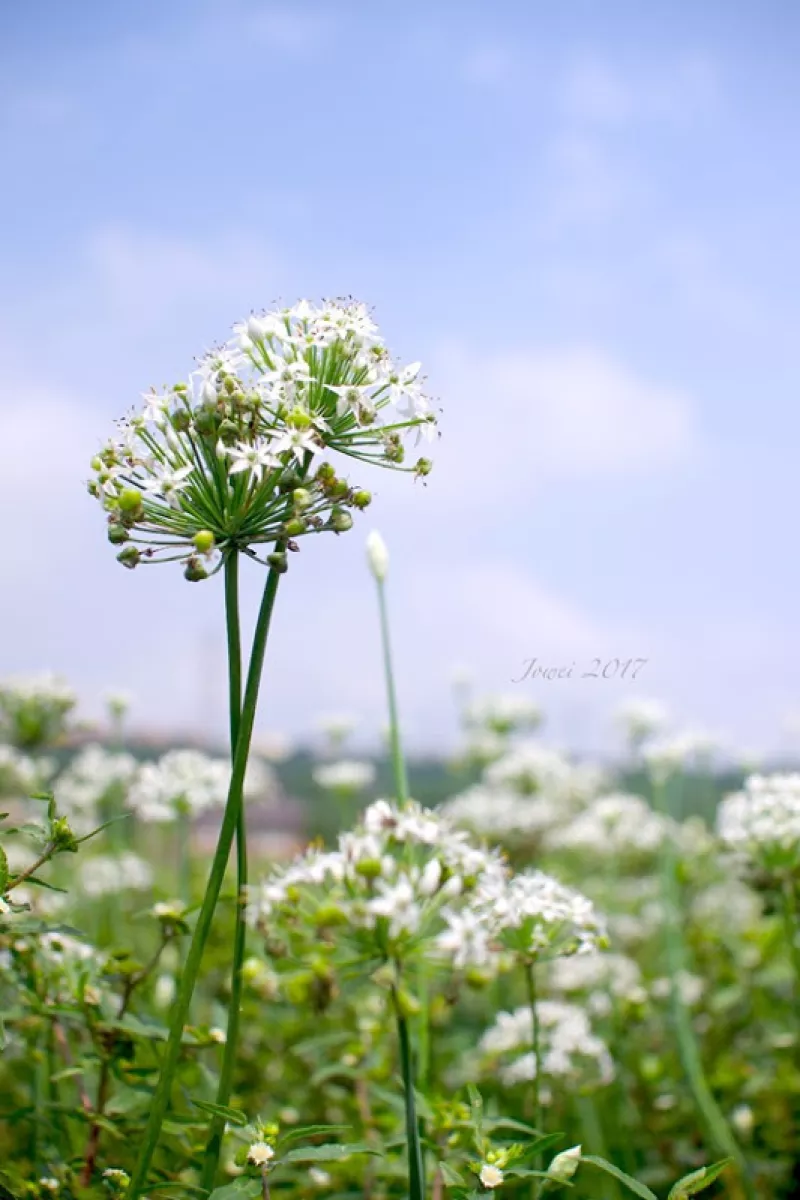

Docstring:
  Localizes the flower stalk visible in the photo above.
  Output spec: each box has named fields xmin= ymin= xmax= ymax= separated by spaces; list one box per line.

xmin=128 ymin=558 xmax=284 ymax=1199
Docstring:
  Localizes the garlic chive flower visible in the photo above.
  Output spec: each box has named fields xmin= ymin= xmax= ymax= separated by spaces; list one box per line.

xmin=718 ymin=772 xmax=800 ymax=876
xmin=88 ymin=299 xmax=437 ymax=579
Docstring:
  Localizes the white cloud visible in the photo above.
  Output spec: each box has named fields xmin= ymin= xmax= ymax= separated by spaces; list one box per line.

xmin=561 ymin=52 xmax=721 ymax=127
xmin=428 ymin=342 xmax=698 ymax=508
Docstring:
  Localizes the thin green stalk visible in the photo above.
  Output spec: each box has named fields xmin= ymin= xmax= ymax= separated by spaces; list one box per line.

xmin=576 ymin=1096 xmax=622 ymax=1200
xmin=376 ymin=577 xmax=408 ymax=803
xmin=524 ymin=961 xmax=542 ymax=1165
xmin=128 ymin=559 xmax=284 ymax=1200
xmin=201 ymin=553 xmax=245 ymax=1190
xmin=177 ymin=808 xmax=193 ymax=905
xmin=393 ymin=987 xmax=425 ymax=1200
xmin=653 ymin=775 xmax=753 ymax=1198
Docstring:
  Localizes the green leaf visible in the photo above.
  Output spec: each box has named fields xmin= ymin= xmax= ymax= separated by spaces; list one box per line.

xmin=439 ymin=1162 xmax=466 ymax=1186
xmin=581 ymin=1155 xmax=658 ymax=1200
xmin=75 ymin=812 xmax=133 ymax=845
xmin=191 ymin=1098 xmax=249 ymax=1127
xmin=0 ymin=845 xmax=8 ymax=894
xmin=207 ymin=1181 xmax=262 ymax=1200
xmin=283 ymin=1143 xmax=383 ymax=1164
xmin=667 ymin=1159 xmax=733 ymax=1198
xmin=278 ymin=1124 xmax=352 ymax=1149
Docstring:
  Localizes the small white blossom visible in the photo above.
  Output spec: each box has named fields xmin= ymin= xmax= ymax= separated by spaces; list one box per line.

xmin=479 ymin=1164 xmax=504 ymax=1189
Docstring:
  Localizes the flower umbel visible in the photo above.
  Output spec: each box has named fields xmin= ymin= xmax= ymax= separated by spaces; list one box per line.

xmin=89 ymin=299 xmax=437 ymax=578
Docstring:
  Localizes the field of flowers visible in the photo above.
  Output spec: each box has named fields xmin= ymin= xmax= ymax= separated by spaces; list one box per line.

xmin=2 ymin=300 xmax=798 ymax=1200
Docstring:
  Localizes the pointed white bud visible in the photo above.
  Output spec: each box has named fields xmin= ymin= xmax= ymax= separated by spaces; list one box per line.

xmin=547 ymin=1145 xmax=581 ymax=1182
xmin=366 ymin=530 xmax=389 ymax=582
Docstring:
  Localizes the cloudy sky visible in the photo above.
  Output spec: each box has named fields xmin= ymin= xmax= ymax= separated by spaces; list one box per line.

xmin=2 ymin=1 xmax=799 ymax=755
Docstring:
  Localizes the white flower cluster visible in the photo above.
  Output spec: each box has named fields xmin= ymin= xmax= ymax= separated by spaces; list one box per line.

xmin=129 ymin=749 xmax=230 ymax=822
xmin=79 ymin=852 xmax=154 ymax=897
xmin=464 ymin=694 xmax=543 ymax=737
xmin=444 ymin=742 xmax=606 ymax=847
xmin=479 ymin=1000 xmax=615 ymax=1088
xmin=250 ymin=799 xmax=605 ymax=976
xmin=54 ymin=745 xmax=139 ymax=833
xmin=0 ymin=673 xmax=76 ymax=748
xmin=614 ymin=698 xmax=668 ymax=745
xmin=88 ymin=300 xmax=436 ymax=579
xmin=468 ymin=869 xmax=607 ymax=963
xmin=442 ymin=785 xmax=565 ymax=843
xmin=312 ymin=759 xmax=376 ymax=793
xmin=644 ymin=731 xmax=718 ymax=778
xmin=547 ymin=951 xmax=646 ymax=1015
xmin=717 ymin=773 xmax=800 ymax=874
xmin=0 ymin=744 xmax=47 ymax=798
xmin=546 ymin=793 xmax=671 ymax=860
xmin=691 ymin=880 xmax=763 ymax=932
xmin=248 ymin=799 xmax=507 ymax=959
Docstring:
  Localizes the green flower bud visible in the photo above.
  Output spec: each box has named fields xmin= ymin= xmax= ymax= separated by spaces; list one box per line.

xmin=217 ymin=418 xmax=240 ymax=444
xmin=184 ymin=556 xmax=208 ymax=582
xmin=395 ymin=989 xmax=422 ymax=1018
xmin=283 ymin=518 xmax=306 ymax=538
xmin=193 ymin=530 xmax=215 ymax=554
xmin=90 ymin=456 xmax=103 ymax=471
xmin=314 ymin=903 xmax=347 ymax=928
xmin=329 ymin=479 xmax=349 ymax=499
xmin=118 ymin=489 xmax=143 ymax=515
xmin=352 ymin=489 xmax=372 ymax=509
xmin=267 ymin=552 xmax=288 ymax=573
xmin=117 ymin=547 xmax=140 ymax=570
xmin=316 ymin=462 xmax=336 ymax=483
xmin=292 ymin=487 xmax=312 ymax=511
xmin=288 ymin=407 xmax=311 ymax=429
xmin=329 ymin=508 xmax=353 ymax=533
xmin=355 ymin=857 xmax=382 ymax=879
xmin=414 ymin=457 xmax=433 ymax=477
xmin=107 ymin=524 xmax=129 ymax=545
xmin=193 ymin=409 xmax=218 ymax=437
xmin=171 ymin=409 xmax=191 ymax=433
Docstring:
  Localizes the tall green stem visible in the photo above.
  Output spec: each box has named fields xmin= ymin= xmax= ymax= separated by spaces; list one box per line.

xmin=376 ymin=577 xmax=408 ymax=804
xmin=524 ymin=961 xmax=542 ymax=1160
xmin=393 ymin=986 xmax=425 ymax=1200
xmin=653 ymin=774 xmax=753 ymax=1198
xmin=201 ymin=553 xmax=245 ymax=1190
xmin=128 ymin=559 xmax=284 ymax=1200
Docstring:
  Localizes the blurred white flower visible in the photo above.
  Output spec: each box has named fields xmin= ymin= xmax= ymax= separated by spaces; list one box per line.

xmin=366 ymin=530 xmax=389 ymax=582
xmin=313 ymin=759 xmax=376 ymax=793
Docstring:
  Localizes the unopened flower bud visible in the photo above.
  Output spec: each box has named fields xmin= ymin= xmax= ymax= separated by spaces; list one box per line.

xmin=117 ymin=546 xmax=140 ymax=570
xmin=547 ymin=1145 xmax=581 ymax=1183
xmin=107 ymin=524 xmax=129 ymax=545
xmin=329 ymin=508 xmax=353 ymax=533
xmin=366 ymin=531 xmax=389 ymax=581
xmin=355 ymin=857 xmax=382 ymax=879
xmin=395 ymin=988 xmax=421 ymax=1018
xmin=288 ymin=408 xmax=311 ymax=430
xmin=414 ymin=457 xmax=433 ymax=477
xmin=118 ymin=489 xmax=143 ymax=517
xmin=184 ymin=556 xmax=208 ymax=582
xmin=292 ymin=487 xmax=312 ymax=511
xmin=283 ymin=518 xmax=306 ymax=537
xmin=352 ymin=490 xmax=372 ymax=509
xmin=316 ymin=462 xmax=335 ymax=483
xmin=171 ymin=409 xmax=191 ymax=433
xmin=193 ymin=530 xmax=215 ymax=554
xmin=267 ymin=552 xmax=288 ymax=573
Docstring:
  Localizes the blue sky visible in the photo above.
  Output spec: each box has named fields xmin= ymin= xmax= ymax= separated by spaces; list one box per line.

xmin=2 ymin=1 xmax=799 ymax=755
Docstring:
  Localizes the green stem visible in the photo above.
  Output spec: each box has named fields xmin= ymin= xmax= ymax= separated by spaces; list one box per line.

xmin=178 ymin=808 xmax=192 ymax=905
xmin=128 ymin=559 xmax=284 ymax=1200
xmin=393 ymin=987 xmax=425 ymax=1200
xmin=653 ymin=775 xmax=753 ymax=1198
xmin=524 ymin=961 xmax=542 ymax=1167
xmin=201 ymin=553 xmax=245 ymax=1191
xmin=376 ymin=577 xmax=408 ymax=803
